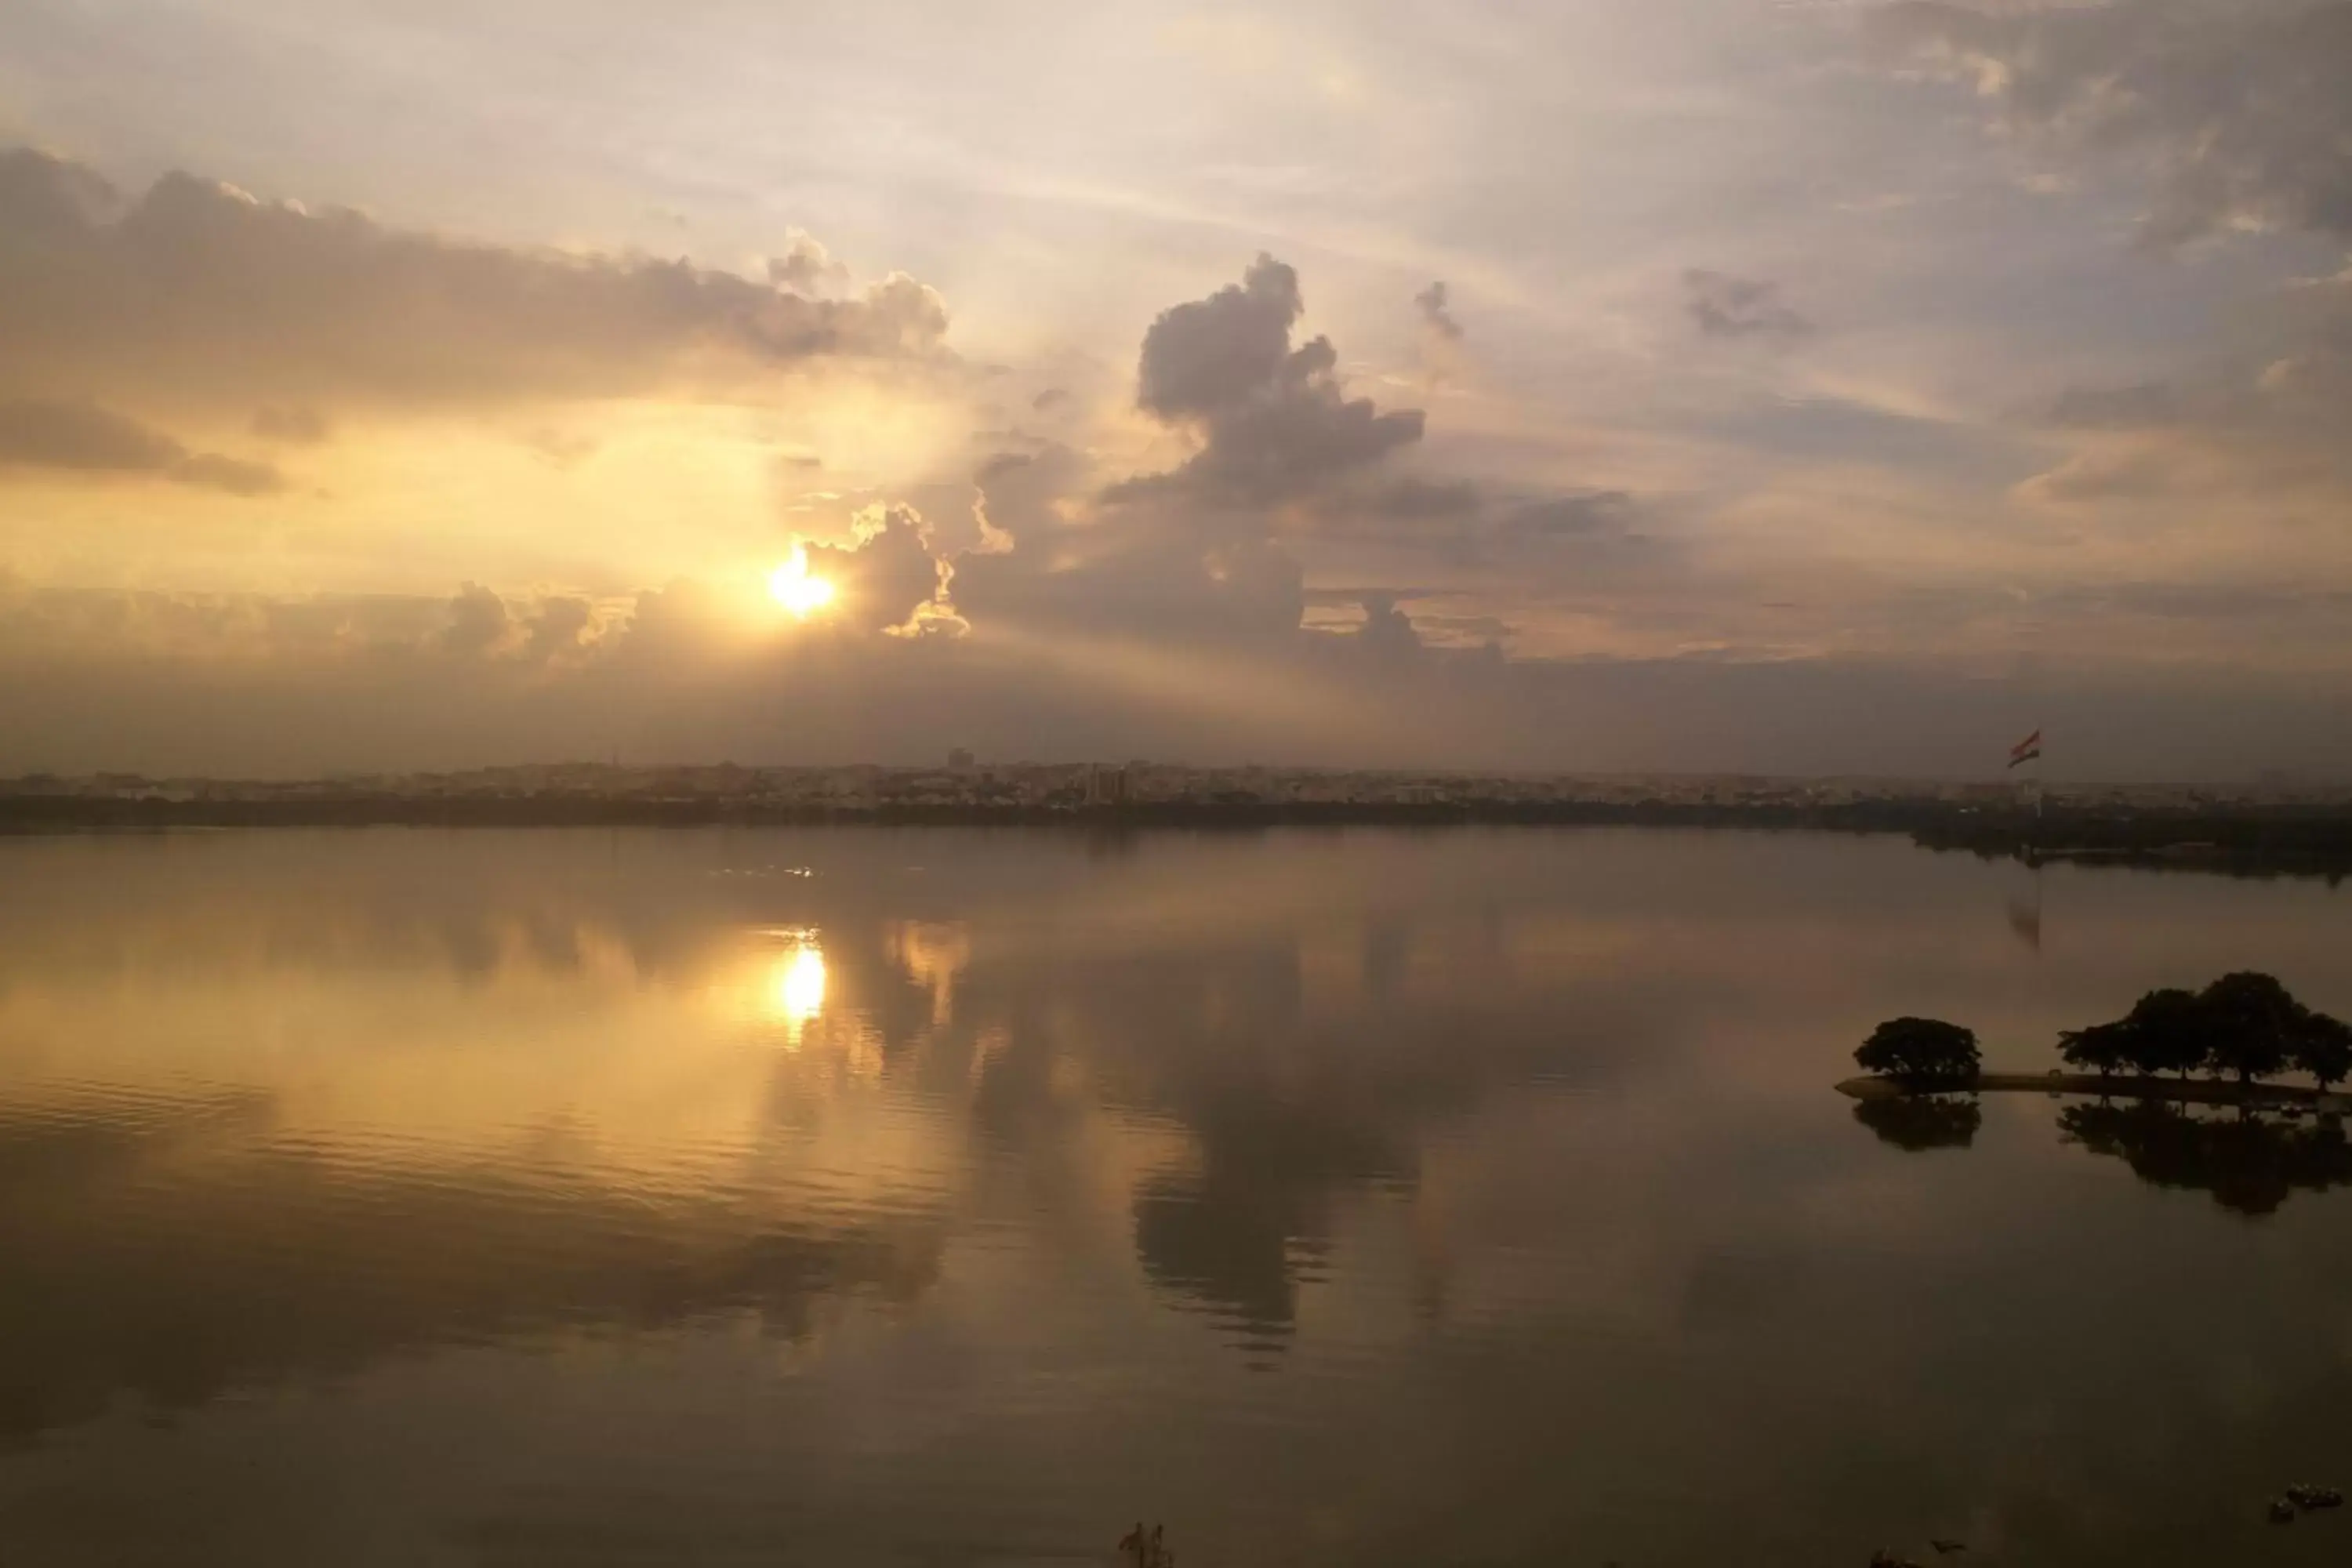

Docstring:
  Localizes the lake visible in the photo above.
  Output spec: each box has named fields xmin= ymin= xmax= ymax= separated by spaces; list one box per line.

xmin=2 ymin=826 xmax=2349 ymax=1566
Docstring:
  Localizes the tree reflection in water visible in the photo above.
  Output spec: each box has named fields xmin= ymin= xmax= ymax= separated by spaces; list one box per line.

xmin=1852 ymin=1094 xmax=1983 ymax=1152
xmin=1854 ymin=1090 xmax=2352 ymax=1217
xmin=2057 ymin=1101 xmax=2352 ymax=1217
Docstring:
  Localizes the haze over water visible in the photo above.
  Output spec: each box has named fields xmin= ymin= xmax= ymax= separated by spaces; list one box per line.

xmin=2 ymin=826 xmax=2350 ymax=1566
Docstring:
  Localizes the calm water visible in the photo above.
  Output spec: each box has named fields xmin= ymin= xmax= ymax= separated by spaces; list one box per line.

xmin=2 ymin=827 xmax=2350 ymax=1566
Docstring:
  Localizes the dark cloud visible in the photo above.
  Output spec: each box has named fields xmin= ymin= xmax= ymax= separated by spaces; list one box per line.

xmin=1030 ymin=387 xmax=1072 ymax=414
xmin=0 ymin=398 xmax=284 ymax=495
xmin=1136 ymin=253 xmax=1307 ymax=419
xmin=1355 ymin=593 xmax=1425 ymax=662
xmin=1414 ymin=281 xmax=1464 ymax=343
xmin=1871 ymin=0 xmax=2352 ymax=246
xmin=0 ymin=147 xmax=950 ymax=412
xmin=1683 ymin=270 xmax=1813 ymax=340
xmin=1118 ymin=254 xmax=1425 ymax=504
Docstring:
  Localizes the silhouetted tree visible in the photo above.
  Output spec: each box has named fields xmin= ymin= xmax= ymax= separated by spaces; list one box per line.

xmin=2296 ymin=1011 xmax=2352 ymax=1094
xmin=2201 ymin=971 xmax=2304 ymax=1085
xmin=2057 ymin=1018 xmax=2133 ymax=1082
xmin=2115 ymin=988 xmax=2209 ymax=1080
xmin=1855 ymin=1018 xmax=1980 ymax=1085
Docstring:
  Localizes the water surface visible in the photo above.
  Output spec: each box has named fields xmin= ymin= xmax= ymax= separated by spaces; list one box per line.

xmin=2 ymin=827 xmax=2349 ymax=1566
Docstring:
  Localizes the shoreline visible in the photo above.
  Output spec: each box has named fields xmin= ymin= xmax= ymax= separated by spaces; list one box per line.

xmin=0 ymin=793 xmax=2347 ymax=864
xmin=1837 ymin=1073 xmax=2352 ymax=1112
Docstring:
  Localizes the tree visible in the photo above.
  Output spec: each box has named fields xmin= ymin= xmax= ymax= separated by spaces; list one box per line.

xmin=2058 ymin=1018 xmax=2133 ymax=1082
xmin=2201 ymin=971 xmax=2305 ymax=1085
xmin=2116 ymin=988 xmax=2209 ymax=1080
xmin=2296 ymin=1010 xmax=2352 ymax=1094
xmin=1856 ymin=1017 xmax=1980 ymax=1085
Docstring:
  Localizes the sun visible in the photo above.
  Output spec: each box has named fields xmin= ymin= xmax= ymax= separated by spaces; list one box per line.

xmin=768 ymin=545 xmax=836 ymax=617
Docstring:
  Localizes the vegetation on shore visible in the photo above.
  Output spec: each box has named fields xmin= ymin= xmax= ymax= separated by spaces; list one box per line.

xmin=1849 ymin=977 xmax=2352 ymax=1214
xmin=1853 ymin=974 xmax=2351 ymax=1094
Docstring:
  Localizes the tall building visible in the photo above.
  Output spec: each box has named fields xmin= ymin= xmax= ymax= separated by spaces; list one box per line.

xmin=1083 ymin=764 xmax=1130 ymax=807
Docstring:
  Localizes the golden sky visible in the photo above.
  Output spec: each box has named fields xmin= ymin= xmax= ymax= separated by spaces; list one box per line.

xmin=1 ymin=0 xmax=2349 ymax=778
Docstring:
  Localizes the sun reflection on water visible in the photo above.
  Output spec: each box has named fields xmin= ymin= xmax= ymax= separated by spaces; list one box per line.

xmin=760 ymin=929 xmax=828 ymax=1047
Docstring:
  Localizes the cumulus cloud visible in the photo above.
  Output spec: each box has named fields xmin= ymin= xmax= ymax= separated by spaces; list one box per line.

xmin=434 ymin=583 xmax=611 ymax=662
xmin=442 ymin=582 xmax=513 ymax=655
xmin=1116 ymin=254 xmax=1425 ymax=503
xmin=1871 ymin=0 xmax=2352 ymax=247
xmin=525 ymin=596 xmax=597 ymax=661
xmin=805 ymin=505 xmax=956 ymax=634
xmin=0 ymin=147 xmax=950 ymax=415
xmin=1354 ymin=593 xmax=1425 ymax=662
xmin=766 ymin=230 xmax=851 ymax=296
xmin=0 ymin=398 xmax=284 ymax=495
xmin=1682 ymin=270 xmax=1813 ymax=340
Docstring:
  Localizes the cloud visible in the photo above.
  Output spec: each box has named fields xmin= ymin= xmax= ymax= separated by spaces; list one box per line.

xmin=1414 ymin=280 xmax=1468 ymax=388
xmin=2017 ymin=271 xmax=2352 ymax=506
xmin=805 ymin=505 xmax=956 ymax=635
xmin=1116 ymin=254 xmax=1425 ymax=504
xmin=1361 ymin=477 xmax=1483 ymax=521
xmin=525 ymin=596 xmax=597 ymax=660
xmin=1871 ymin=0 xmax=2352 ymax=247
xmin=1354 ymin=593 xmax=1425 ymax=662
xmin=766 ymin=229 xmax=851 ymax=296
xmin=1683 ymin=270 xmax=1813 ymax=340
xmin=1500 ymin=492 xmax=1635 ymax=539
xmin=1135 ymin=253 xmax=1309 ymax=420
xmin=2014 ymin=448 xmax=2172 ymax=506
xmin=9 ymin=573 xmax=2352 ymax=780
xmin=442 ymin=582 xmax=513 ymax=655
xmin=250 ymin=405 xmax=331 ymax=444
xmin=2045 ymin=381 xmax=2180 ymax=430
xmin=0 ymin=398 xmax=284 ymax=494
xmin=0 ymin=147 xmax=951 ymax=414
xmin=1414 ymin=281 xmax=1464 ymax=342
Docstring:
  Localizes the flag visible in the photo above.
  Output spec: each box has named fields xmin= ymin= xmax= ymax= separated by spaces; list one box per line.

xmin=2007 ymin=728 xmax=2042 ymax=769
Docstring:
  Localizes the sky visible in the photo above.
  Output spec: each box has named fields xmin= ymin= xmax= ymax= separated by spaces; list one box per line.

xmin=0 ymin=0 xmax=2347 ymax=780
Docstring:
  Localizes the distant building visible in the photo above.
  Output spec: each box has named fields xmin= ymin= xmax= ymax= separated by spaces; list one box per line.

xmin=947 ymin=747 xmax=976 ymax=771
xmin=1083 ymin=764 xmax=1130 ymax=807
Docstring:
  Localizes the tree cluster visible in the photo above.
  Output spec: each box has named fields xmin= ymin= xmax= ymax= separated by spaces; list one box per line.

xmin=2056 ymin=972 xmax=2352 ymax=1090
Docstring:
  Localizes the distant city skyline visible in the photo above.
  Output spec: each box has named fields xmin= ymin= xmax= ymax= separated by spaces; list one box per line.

xmin=2 ymin=0 xmax=2348 ymax=780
